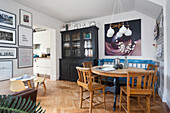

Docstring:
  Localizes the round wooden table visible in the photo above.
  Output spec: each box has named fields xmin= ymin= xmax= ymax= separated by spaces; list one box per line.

xmin=10 ymin=75 xmax=36 ymax=88
xmin=91 ymin=66 xmax=147 ymax=111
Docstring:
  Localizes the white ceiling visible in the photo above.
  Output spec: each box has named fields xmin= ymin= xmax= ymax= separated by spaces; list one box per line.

xmin=14 ymin=0 xmax=162 ymax=23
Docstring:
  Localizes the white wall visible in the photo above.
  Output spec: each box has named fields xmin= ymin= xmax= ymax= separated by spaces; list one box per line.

xmin=164 ymin=0 xmax=170 ymax=108
xmin=73 ymin=11 xmax=156 ymax=60
xmin=0 ymin=0 xmax=63 ymax=80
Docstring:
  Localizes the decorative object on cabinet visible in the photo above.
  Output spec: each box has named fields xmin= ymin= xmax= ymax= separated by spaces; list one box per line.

xmin=0 ymin=47 xmax=17 ymax=59
xmin=0 ymin=60 xmax=13 ymax=81
xmin=0 ymin=27 xmax=16 ymax=45
xmin=60 ymin=26 xmax=99 ymax=81
xmin=18 ymin=25 xmax=33 ymax=47
xmin=60 ymin=21 xmax=97 ymax=31
xmin=19 ymin=9 xmax=32 ymax=27
xmin=105 ymin=19 xmax=141 ymax=56
xmin=0 ymin=9 xmax=16 ymax=29
xmin=106 ymin=0 xmax=132 ymax=38
xmin=18 ymin=48 xmax=33 ymax=68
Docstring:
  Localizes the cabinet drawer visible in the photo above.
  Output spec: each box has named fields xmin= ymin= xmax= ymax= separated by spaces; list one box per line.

xmin=36 ymin=59 xmax=51 ymax=67
xmin=36 ymin=67 xmax=51 ymax=75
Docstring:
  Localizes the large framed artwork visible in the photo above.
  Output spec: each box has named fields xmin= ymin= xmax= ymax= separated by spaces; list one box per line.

xmin=0 ymin=27 xmax=16 ymax=45
xmin=105 ymin=19 xmax=141 ymax=56
xmin=0 ymin=9 xmax=16 ymax=29
xmin=19 ymin=9 xmax=32 ymax=27
xmin=0 ymin=60 xmax=13 ymax=81
xmin=0 ymin=47 xmax=17 ymax=59
xmin=18 ymin=25 xmax=33 ymax=47
xmin=18 ymin=48 xmax=33 ymax=68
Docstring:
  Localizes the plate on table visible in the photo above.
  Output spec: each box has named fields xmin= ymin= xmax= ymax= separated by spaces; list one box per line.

xmin=101 ymin=67 xmax=116 ymax=71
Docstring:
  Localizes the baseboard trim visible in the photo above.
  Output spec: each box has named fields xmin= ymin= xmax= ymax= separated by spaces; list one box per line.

xmin=166 ymin=96 xmax=170 ymax=108
xmin=158 ymin=88 xmax=163 ymax=100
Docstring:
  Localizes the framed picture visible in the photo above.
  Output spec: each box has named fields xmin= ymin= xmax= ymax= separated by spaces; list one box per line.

xmin=18 ymin=48 xmax=33 ymax=68
xmin=0 ymin=47 xmax=17 ymax=59
xmin=105 ymin=19 xmax=141 ymax=56
xmin=0 ymin=60 xmax=13 ymax=81
xmin=0 ymin=27 xmax=16 ymax=45
xmin=0 ymin=9 xmax=16 ymax=29
xmin=18 ymin=25 xmax=33 ymax=47
xmin=19 ymin=9 xmax=32 ymax=27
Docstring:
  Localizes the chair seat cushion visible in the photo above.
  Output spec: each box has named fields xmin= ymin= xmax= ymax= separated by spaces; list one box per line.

xmin=92 ymin=82 xmax=105 ymax=91
xmin=121 ymin=86 xmax=153 ymax=95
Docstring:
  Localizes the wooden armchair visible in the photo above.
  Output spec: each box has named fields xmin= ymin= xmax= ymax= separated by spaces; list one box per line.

xmin=82 ymin=62 xmax=101 ymax=83
xmin=119 ymin=70 xmax=155 ymax=113
xmin=76 ymin=67 xmax=106 ymax=113
xmin=147 ymin=64 xmax=159 ymax=99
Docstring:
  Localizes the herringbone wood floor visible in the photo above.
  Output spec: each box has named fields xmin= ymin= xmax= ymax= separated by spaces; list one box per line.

xmin=37 ymin=79 xmax=170 ymax=113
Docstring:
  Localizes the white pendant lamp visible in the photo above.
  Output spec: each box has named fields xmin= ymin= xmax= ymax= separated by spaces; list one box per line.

xmin=119 ymin=25 xmax=127 ymax=34
xmin=107 ymin=27 xmax=115 ymax=37
xmin=125 ymin=28 xmax=132 ymax=36
xmin=107 ymin=0 xmax=133 ymax=38
xmin=116 ymin=32 xmax=123 ymax=37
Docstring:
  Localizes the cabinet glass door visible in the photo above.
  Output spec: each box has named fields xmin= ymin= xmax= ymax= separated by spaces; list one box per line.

xmin=63 ymin=34 xmax=71 ymax=57
xmin=72 ymin=33 xmax=81 ymax=57
xmin=83 ymin=31 xmax=93 ymax=57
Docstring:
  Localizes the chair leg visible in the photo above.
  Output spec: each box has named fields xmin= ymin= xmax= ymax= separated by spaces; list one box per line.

xmin=36 ymin=82 xmax=39 ymax=89
xmin=103 ymin=88 xmax=106 ymax=109
xmin=127 ymin=95 xmax=130 ymax=113
xmin=42 ymin=82 xmax=46 ymax=93
xmin=90 ymin=91 xmax=94 ymax=113
xmin=80 ymin=87 xmax=83 ymax=108
xmin=137 ymin=97 xmax=141 ymax=107
xmin=153 ymin=86 xmax=156 ymax=100
xmin=146 ymin=95 xmax=151 ymax=113
xmin=119 ymin=89 xmax=123 ymax=111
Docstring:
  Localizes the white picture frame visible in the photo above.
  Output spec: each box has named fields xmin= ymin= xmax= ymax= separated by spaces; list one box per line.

xmin=0 ymin=60 xmax=13 ymax=81
xmin=0 ymin=28 xmax=16 ymax=45
xmin=19 ymin=9 xmax=32 ymax=27
xmin=0 ymin=9 xmax=16 ymax=29
xmin=18 ymin=48 xmax=33 ymax=68
xmin=18 ymin=25 xmax=33 ymax=47
xmin=0 ymin=47 xmax=17 ymax=59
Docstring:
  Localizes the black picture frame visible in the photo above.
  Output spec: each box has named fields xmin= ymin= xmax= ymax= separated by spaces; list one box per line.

xmin=18 ymin=47 xmax=33 ymax=68
xmin=0 ymin=9 xmax=16 ymax=29
xmin=0 ymin=27 xmax=16 ymax=45
xmin=0 ymin=60 xmax=13 ymax=81
xmin=0 ymin=46 xmax=17 ymax=59
xmin=18 ymin=25 xmax=33 ymax=47
xmin=19 ymin=9 xmax=33 ymax=27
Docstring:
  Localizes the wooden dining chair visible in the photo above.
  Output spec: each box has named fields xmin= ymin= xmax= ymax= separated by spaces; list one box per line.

xmin=76 ymin=67 xmax=106 ymax=113
xmin=34 ymin=74 xmax=46 ymax=93
xmin=147 ymin=64 xmax=159 ymax=99
xmin=119 ymin=70 xmax=155 ymax=113
xmin=82 ymin=62 xmax=101 ymax=83
xmin=10 ymin=80 xmax=26 ymax=92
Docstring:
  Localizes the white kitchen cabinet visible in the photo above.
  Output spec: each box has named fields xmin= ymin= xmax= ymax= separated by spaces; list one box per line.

xmin=33 ymin=30 xmax=51 ymax=48
xmin=33 ymin=32 xmax=42 ymax=44
xmin=34 ymin=58 xmax=51 ymax=76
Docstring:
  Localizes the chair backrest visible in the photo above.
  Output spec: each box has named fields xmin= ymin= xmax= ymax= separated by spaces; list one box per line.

xmin=10 ymin=80 xmax=26 ymax=92
xmin=127 ymin=71 xmax=155 ymax=95
xmin=147 ymin=64 xmax=159 ymax=83
xmin=76 ymin=67 xmax=92 ymax=90
xmin=82 ymin=62 xmax=92 ymax=68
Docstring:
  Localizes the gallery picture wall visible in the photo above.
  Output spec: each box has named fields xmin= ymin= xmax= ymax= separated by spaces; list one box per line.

xmin=0 ymin=8 xmax=33 ymax=81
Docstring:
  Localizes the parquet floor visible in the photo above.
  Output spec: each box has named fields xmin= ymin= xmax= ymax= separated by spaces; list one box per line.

xmin=37 ymin=79 xmax=170 ymax=113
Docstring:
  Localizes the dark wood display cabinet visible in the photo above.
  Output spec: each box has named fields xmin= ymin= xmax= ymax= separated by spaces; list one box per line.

xmin=59 ymin=26 xmax=99 ymax=81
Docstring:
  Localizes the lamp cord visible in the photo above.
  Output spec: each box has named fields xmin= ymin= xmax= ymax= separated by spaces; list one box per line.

xmin=110 ymin=0 xmax=118 ymax=27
